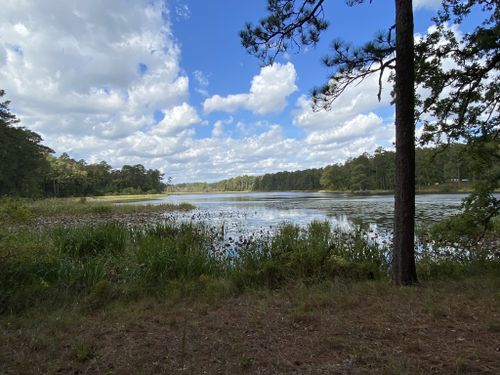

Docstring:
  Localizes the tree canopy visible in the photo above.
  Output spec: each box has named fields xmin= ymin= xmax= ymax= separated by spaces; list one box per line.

xmin=0 ymin=90 xmax=53 ymax=197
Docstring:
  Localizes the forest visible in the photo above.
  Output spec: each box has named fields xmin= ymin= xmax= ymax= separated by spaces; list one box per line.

xmin=172 ymin=143 xmax=497 ymax=193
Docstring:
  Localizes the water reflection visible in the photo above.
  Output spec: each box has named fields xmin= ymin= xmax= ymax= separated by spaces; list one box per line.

xmin=138 ymin=192 xmax=470 ymax=241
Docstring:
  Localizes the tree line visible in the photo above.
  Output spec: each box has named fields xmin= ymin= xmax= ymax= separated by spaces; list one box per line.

xmin=173 ymin=143 xmax=496 ymax=193
xmin=1 ymin=90 xmax=165 ymax=197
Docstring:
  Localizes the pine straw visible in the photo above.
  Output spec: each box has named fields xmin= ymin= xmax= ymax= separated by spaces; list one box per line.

xmin=1 ymin=276 xmax=499 ymax=374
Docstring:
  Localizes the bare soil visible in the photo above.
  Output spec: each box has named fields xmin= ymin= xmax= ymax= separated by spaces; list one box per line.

xmin=1 ymin=278 xmax=499 ymax=374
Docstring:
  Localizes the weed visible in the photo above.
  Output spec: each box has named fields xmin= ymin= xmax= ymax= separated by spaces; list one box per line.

xmin=72 ymin=339 xmax=96 ymax=362
xmin=239 ymin=354 xmax=252 ymax=369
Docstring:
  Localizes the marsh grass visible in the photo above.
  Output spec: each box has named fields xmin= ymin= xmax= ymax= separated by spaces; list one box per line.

xmin=1 ymin=212 xmax=498 ymax=316
xmin=0 ymin=219 xmax=391 ymax=315
xmin=232 ymin=221 xmax=388 ymax=289
xmin=0 ymin=196 xmax=193 ymax=222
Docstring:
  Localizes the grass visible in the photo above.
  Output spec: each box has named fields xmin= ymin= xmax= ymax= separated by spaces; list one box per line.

xmin=0 ymin=196 xmax=193 ymax=223
xmin=1 ymin=214 xmax=498 ymax=317
xmin=0 ymin=220 xmax=393 ymax=315
xmin=88 ymin=193 xmax=169 ymax=203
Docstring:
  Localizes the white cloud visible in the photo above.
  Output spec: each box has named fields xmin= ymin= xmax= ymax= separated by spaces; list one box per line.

xmin=305 ymin=113 xmax=390 ymax=146
xmin=152 ymin=103 xmax=201 ymax=136
xmin=414 ymin=0 xmax=441 ymax=10
xmin=203 ymin=62 xmax=298 ymax=115
xmin=0 ymin=0 xmax=189 ymax=142
xmin=294 ymin=70 xmax=392 ymax=130
xmin=212 ymin=116 xmax=233 ymax=137
xmin=0 ymin=1 xmax=403 ymax=183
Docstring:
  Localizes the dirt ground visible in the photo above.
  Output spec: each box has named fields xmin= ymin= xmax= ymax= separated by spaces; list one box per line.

xmin=1 ymin=278 xmax=499 ymax=374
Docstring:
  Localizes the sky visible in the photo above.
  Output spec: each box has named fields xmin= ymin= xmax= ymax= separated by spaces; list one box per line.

xmin=1 ymin=0 xmax=449 ymax=183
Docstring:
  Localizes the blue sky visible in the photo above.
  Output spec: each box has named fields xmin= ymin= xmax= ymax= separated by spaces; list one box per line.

xmin=0 ymin=0 xmax=453 ymax=182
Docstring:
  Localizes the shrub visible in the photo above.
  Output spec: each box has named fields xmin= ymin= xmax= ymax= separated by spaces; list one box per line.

xmin=0 ymin=197 xmax=34 ymax=224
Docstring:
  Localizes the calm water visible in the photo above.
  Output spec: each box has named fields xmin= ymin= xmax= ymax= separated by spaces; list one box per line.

xmin=138 ymin=192 xmax=471 ymax=240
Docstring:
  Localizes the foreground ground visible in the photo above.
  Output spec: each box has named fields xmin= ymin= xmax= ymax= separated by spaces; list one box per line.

xmin=1 ymin=277 xmax=499 ymax=375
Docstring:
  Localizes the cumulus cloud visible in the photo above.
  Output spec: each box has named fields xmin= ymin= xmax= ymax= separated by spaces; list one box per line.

xmin=288 ymin=69 xmax=395 ymax=170
xmin=305 ymin=113 xmax=391 ymax=146
xmin=152 ymin=103 xmax=201 ymax=136
xmin=294 ymin=70 xmax=392 ymax=130
xmin=203 ymin=62 xmax=298 ymax=115
xmin=0 ymin=0 xmax=191 ymax=143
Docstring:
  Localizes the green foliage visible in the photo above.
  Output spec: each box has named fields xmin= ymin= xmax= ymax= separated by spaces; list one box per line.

xmin=415 ymin=0 xmax=499 ymax=145
xmin=1 ymin=90 xmax=167 ymax=198
xmin=174 ymin=144 xmax=494 ymax=193
xmin=0 ymin=90 xmax=52 ymax=197
xmin=233 ymin=221 xmax=388 ymax=289
xmin=424 ymin=183 xmax=499 ymax=261
xmin=240 ymin=0 xmax=328 ymax=65
xmin=1 ymin=214 xmax=499 ymax=315
xmin=0 ymin=219 xmax=390 ymax=314
xmin=45 ymin=154 xmax=166 ymax=197
xmin=0 ymin=197 xmax=34 ymax=224
xmin=173 ymin=169 xmax=323 ymax=192
xmin=320 ymin=144 xmax=491 ymax=192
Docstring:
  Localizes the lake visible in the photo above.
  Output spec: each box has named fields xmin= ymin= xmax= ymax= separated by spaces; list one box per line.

xmin=137 ymin=192 xmax=471 ymax=242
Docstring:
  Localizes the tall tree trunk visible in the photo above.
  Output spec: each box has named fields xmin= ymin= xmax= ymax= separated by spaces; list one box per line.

xmin=392 ymin=0 xmax=418 ymax=285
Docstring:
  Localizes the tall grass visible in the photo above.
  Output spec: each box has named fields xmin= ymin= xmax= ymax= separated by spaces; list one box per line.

xmin=1 ymin=216 xmax=498 ymax=315
xmin=0 ymin=219 xmax=389 ymax=314
xmin=232 ymin=221 xmax=388 ymax=288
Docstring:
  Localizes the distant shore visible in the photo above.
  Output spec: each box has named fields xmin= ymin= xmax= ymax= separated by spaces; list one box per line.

xmin=82 ymin=187 xmax=498 ymax=204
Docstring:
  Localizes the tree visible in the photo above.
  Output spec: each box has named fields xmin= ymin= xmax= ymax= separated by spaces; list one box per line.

xmin=415 ymin=0 xmax=499 ymax=229
xmin=241 ymin=0 xmax=418 ymax=284
xmin=0 ymin=90 xmax=52 ymax=196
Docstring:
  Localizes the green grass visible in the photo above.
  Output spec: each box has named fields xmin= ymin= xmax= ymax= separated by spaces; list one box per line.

xmin=0 ymin=220 xmax=387 ymax=314
xmin=2 ymin=214 xmax=498 ymax=317
xmin=0 ymin=196 xmax=193 ymax=223
xmin=88 ymin=193 xmax=169 ymax=203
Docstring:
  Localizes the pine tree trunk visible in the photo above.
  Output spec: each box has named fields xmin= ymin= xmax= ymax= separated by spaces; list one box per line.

xmin=392 ymin=0 xmax=418 ymax=285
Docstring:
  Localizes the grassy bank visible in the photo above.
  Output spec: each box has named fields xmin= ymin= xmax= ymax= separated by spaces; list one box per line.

xmin=1 ymin=213 xmax=498 ymax=315
xmin=88 ymin=193 xmax=169 ymax=203
xmin=0 ymin=197 xmax=193 ymax=224
xmin=0 ymin=219 xmax=393 ymax=315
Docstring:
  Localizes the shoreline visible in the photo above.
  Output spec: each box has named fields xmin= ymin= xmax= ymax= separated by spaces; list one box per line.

xmin=163 ymin=189 xmax=477 ymax=196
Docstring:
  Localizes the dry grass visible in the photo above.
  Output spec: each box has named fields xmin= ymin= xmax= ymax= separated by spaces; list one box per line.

xmin=1 ymin=276 xmax=499 ymax=374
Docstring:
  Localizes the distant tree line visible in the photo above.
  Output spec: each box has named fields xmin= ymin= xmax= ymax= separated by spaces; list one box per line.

xmin=43 ymin=154 xmax=165 ymax=197
xmin=174 ymin=144 xmax=496 ymax=193
xmin=321 ymin=144 xmax=487 ymax=192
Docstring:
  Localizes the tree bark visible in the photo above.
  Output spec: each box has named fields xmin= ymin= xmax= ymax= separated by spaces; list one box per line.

xmin=392 ymin=0 xmax=418 ymax=285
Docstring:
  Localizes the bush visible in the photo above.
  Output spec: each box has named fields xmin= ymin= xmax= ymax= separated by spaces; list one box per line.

xmin=0 ymin=197 xmax=34 ymax=224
